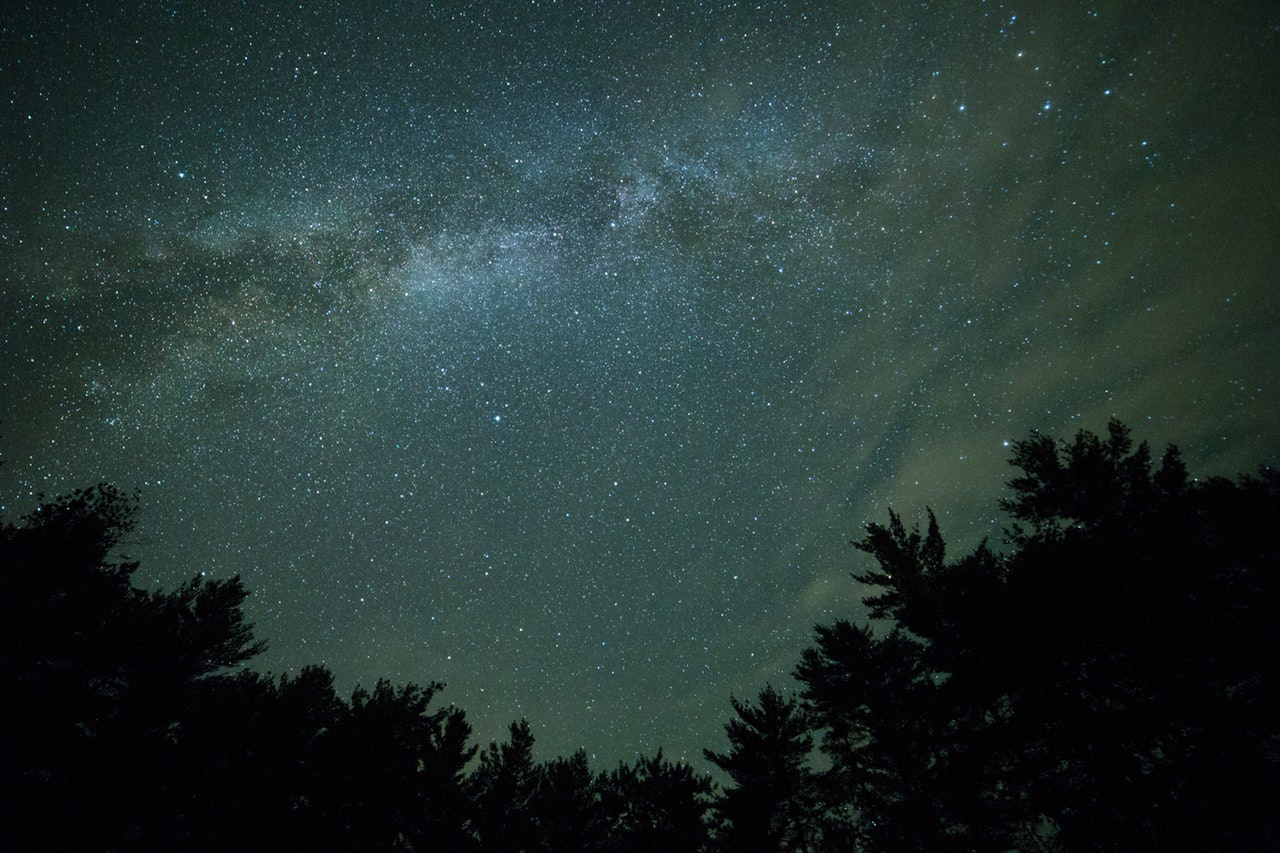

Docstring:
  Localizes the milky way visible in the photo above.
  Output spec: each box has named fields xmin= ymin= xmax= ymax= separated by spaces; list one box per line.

xmin=3 ymin=2 xmax=1278 ymax=766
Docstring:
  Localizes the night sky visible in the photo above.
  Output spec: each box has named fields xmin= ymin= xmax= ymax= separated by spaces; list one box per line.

xmin=3 ymin=2 xmax=1278 ymax=768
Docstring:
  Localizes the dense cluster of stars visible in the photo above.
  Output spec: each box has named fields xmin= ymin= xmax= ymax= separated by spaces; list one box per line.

xmin=3 ymin=2 xmax=1277 ymax=766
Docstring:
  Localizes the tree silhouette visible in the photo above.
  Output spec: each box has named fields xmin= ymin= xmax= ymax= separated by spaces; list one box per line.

xmin=471 ymin=719 xmax=542 ymax=852
xmin=318 ymin=678 xmax=475 ymax=851
xmin=467 ymin=727 xmax=713 ymax=853
xmin=4 ymin=421 xmax=1276 ymax=850
xmin=534 ymin=749 xmax=607 ymax=853
xmin=0 ymin=483 xmax=267 ymax=850
xmin=795 ymin=621 xmax=976 ymax=851
xmin=797 ymin=420 xmax=1280 ymax=850
xmin=983 ymin=421 xmax=1280 ymax=849
xmin=164 ymin=667 xmax=336 ymax=850
xmin=1 ymin=481 xmax=481 ymax=851
xmin=597 ymin=749 xmax=714 ymax=853
xmin=704 ymin=684 xmax=819 ymax=852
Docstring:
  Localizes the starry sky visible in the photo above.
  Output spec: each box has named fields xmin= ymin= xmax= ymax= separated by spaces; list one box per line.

xmin=3 ymin=1 xmax=1278 ymax=767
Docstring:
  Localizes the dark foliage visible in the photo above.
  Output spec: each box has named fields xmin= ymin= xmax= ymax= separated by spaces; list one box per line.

xmin=596 ymin=748 xmax=713 ymax=853
xmin=0 ymin=483 xmax=476 ymax=851
xmin=3 ymin=420 xmax=1276 ymax=850
xmin=531 ymin=750 xmax=608 ymax=853
xmin=463 ymin=719 xmax=716 ymax=853
xmin=1 ymin=483 xmax=266 ymax=850
xmin=794 ymin=420 xmax=1280 ymax=850
xmin=471 ymin=719 xmax=542 ymax=852
xmin=703 ymin=684 xmax=819 ymax=852
xmin=0 ymin=479 xmax=716 ymax=851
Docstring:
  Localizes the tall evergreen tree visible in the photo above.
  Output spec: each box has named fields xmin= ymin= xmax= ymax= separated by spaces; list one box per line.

xmin=796 ymin=420 xmax=1280 ymax=850
xmin=704 ymin=684 xmax=819 ymax=852
xmin=534 ymin=749 xmax=607 ymax=853
xmin=471 ymin=719 xmax=542 ymax=853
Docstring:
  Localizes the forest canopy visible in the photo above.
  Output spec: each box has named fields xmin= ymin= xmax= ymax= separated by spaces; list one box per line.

xmin=2 ymin=420 xmax=1277 ymax=851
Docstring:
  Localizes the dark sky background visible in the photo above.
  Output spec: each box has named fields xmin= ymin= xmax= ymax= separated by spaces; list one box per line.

xmin=3 ymin=1 xmax=1278 ymax=768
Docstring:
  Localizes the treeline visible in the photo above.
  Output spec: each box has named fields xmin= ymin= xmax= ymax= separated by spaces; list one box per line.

xmin=2 ymin=421 xmax=1277 ymax=851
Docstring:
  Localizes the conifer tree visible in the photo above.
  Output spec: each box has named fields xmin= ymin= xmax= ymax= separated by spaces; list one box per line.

xmin=704 ymin=684 xmax=819 ymax=852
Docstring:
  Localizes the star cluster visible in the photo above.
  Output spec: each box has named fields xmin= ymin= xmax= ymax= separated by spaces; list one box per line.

xmin=3 ymin=2 xmax=1277 ymax=766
